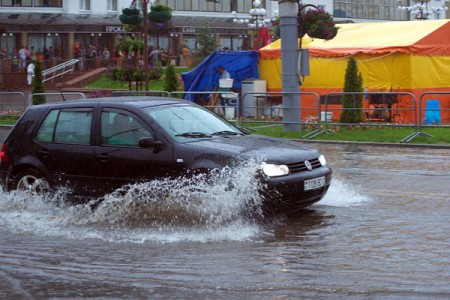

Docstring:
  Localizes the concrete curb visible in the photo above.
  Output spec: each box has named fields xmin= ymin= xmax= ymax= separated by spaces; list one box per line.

xmin=296 ymin=139 xmax=450 ymax=149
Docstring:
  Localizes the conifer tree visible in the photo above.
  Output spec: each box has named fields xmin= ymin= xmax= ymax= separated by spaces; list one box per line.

xmin=163 ymin=62 xmax=178 ymax=93
xmin=196 ymin=20 xmax=216 ymax=57
xmin=339 ymin=57 xmax=364 ymax=123
xmin=32 ymin=60 xmax=46 ymax=105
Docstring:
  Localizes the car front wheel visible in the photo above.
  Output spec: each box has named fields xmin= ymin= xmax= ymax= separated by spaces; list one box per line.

xmin=15 ymin=169 xmax=50 ymax=194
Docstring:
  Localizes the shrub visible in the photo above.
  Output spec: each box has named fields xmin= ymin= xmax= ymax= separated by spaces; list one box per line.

xmin=163 ymin=63 xmax=179 ymax=92
xmin=112 ymin=66 xmax=124 ymax=81
xmin=32 ymin=60 xmax=46 ymax=105
xmin=148 ymin=4 xmax=172 ymax=23
xmin=148 ymin=60 xmax=163 ymax=80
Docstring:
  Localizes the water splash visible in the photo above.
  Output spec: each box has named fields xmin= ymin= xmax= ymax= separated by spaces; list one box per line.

xmin=317 ymin=178 xmax=370 ymax=207
xmin=0 ymin=160 xmax=265 ymax=242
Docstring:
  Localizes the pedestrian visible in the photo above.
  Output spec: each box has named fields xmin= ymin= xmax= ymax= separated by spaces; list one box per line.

xmin=26 ymin=61 xmax=35 ymax=85
xmin=48 ymin=46 xmax=54 ymax=59
xmin=211 ymin=65 xmax=232 ymax=115
xmin=102 ymin=47 xmax=110 ymax=59
xmin=18 ymin=46 xmax=27 ymax=69
xmin=218 ymin=65 xmax=231 ymax=80
xmin=182 ymin=45 xmax=191 ymax=66
xmin=29 ymin=46 xmax=36 ymax=60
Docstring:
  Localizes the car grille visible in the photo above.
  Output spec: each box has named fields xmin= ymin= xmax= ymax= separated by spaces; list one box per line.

xmin=261 ymin=181 xmax=330 ymax=214
xmin=288 ymin=158 xmax=322 ymax=173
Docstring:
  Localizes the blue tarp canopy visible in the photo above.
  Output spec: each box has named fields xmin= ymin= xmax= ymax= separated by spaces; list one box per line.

xmin=181 ymin=50 xmax=259 ymax=101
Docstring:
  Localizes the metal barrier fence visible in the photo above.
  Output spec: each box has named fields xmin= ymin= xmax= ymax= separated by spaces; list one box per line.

xmin=171 ymin=90 xmax=448 ymax=143
xmin=2 ymin=90 xmax=448 ymax=143
xmin=419 ymin=91 xmax=450 ymax=127
xmin=111 ymin=90 xmax=171 ymax=97
xmin=308 ymin=92 xmax=418 ymax=142
xmin=401 ymin=91 xmax=450 ymax=143
xmin=170 ymin=91 xmax=321 ymax=130
xmin=237 ymin=91 xmax=321 ymax=129
xmin=170 ymin=91 xmax=240 ymax=124
xmin=0 ymin=92 xmax=27 ymax=116
xmin=29 ymin=92 xmax=86 ymax=106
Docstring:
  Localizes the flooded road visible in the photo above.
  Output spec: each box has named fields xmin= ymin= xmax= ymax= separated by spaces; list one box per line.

xmin=1 ymin=143 xmax=449 ymax=299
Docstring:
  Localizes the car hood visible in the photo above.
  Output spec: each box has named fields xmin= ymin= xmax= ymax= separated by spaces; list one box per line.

xmin=187 ymin=134 xmax=320 ymax=164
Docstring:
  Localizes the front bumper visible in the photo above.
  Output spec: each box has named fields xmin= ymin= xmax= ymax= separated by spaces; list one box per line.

xmin=260 ymin=167 xmax=332 ymax=214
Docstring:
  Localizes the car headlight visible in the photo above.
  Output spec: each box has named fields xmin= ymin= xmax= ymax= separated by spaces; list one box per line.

xmin=318 ymin=154 xmax=327 ymax=167
xmin=261 ymin=163 xmax=289 ymax=177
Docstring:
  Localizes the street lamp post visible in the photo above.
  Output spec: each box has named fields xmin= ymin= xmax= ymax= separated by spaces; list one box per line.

xmin=142 ymin=0 xmax=149 ymax=91
xmin=232 ymin=0 xmax=273 ymax=49
xmin=398 ymin=0 xmax=449 ymax=20
xmin=279 ymin=0 xmax=301 ymax=131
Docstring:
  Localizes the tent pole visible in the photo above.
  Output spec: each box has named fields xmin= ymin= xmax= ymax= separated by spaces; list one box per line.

xmin=279 ymin=0 xmax=301 ymax=131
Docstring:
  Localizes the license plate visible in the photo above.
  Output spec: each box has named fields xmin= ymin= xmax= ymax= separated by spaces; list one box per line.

xmin=304 ymin=176 xmax=326 ymax=191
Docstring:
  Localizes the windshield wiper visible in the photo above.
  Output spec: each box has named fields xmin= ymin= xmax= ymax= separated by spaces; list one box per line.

xmin=211 ymin=130 xmax=241 ymax=136
xmin=175 ymin=132 xmax=212 ymax=138
xmin=237 ymin=126 xmax=255 ymax=134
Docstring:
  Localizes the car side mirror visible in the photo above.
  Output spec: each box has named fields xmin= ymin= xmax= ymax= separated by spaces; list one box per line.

xmin=138 ymin=137 xmax=164 ymax=152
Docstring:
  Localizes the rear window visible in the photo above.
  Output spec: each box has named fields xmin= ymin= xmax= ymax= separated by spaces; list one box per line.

xmin=36 ymin=109 xmax=93 ymax=144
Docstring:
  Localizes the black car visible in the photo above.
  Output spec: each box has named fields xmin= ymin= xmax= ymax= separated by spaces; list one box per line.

xmin=0 ymin=96 xmax=331 ymax=213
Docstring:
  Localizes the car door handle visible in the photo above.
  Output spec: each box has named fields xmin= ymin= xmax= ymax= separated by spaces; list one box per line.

xmin=96 ymin=153 xmax=110 ymax=162
xmin=39 ymin=149 xmax=50 ymax=157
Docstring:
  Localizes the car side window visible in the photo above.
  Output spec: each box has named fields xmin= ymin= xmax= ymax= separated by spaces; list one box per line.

xmin=101 ymin=111 xmax=152 ymax=146
xmin=36 ymin=110 xmax=58 ymax=142
xmin=36 ymin=109 xmax=93 ymax=144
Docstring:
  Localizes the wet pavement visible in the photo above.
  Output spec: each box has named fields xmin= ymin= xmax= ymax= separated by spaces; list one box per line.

xmin=0 ymin=142 xmax=449 ymax=299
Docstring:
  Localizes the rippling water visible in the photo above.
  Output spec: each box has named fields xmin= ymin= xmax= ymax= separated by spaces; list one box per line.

xmin=0 ymin=143 xmax=449 ymax=299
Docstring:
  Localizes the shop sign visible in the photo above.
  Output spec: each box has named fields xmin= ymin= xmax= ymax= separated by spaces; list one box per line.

xmin=182 ymin=27 xmax=196 ymax=34
xmin=105 ymin=26 xmax=125 ymax=33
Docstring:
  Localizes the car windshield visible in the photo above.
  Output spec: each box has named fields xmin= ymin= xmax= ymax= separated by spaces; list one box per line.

xmin=144 ymin=104 xmax=243 ymax=142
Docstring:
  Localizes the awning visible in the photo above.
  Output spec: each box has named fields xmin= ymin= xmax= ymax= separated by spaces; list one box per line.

xmin=0 ymin=13 xmax=124 ymax=33
xmin=260 ymin=19 xmax=450 ymax=58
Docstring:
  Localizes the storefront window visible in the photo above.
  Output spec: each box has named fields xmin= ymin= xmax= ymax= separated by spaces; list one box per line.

xmin=157 ymin=0 xmax=255 ymax=12
xmin=219 ymin=37 xmax=231 ymax=50
xmin=0 ymin=33 xmax=16 ymax=58
xmin=184 ymin=37 xmax=196 ymax=53
xmin=148 ymin=36 xmax=169 ymax=52
xmin=1 ymin=0 xmax=61 ymax=7
xmin=79 ymin=0 xmax=90 ymax=11
xmin=34 ymin=0 xmax=62 ymax=7
xmin=1 ymin=0 xmax=32 ymax=6
xmin=219 ymin=36 xmax=244 ymax=51
xmin=234 ymin=37 xmax=244 ymax=50
xmin=27 ymin=33 xmax=55 ymax=56
xmin=107 ymin=0 xmax=117 ymax=12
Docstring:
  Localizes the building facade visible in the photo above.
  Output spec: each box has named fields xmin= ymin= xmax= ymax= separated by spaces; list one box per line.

xmin=0 ymin=0 xmax=448 ymax=72
xmin=333 ymin=0 xmax=448 ymax=22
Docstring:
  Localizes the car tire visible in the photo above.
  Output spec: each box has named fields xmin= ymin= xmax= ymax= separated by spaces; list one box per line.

xmin=15 ymin=168 xmax=50 ymax=194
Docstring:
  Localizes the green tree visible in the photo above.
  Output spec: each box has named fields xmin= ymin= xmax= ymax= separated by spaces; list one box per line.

xmin=163 ymin=62 xmax=179 ymax=93
xmin=117 ymin=36 xmax=144 ymax=56
xmin=32 ymin=60 xmax=46 ymax=105
xmin=339 ymin=57 xmax=364 ymax=123
xmin=192 ymin=20 xmax=216 ymax=66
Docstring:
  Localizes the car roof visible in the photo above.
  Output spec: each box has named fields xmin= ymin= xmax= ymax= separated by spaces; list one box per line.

xmin=32 ymin=96 xmax=193 ymax=109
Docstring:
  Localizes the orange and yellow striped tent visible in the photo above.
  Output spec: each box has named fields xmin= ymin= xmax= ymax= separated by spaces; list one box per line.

xmin=259 ymin=19 xmax=450 ymax=122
